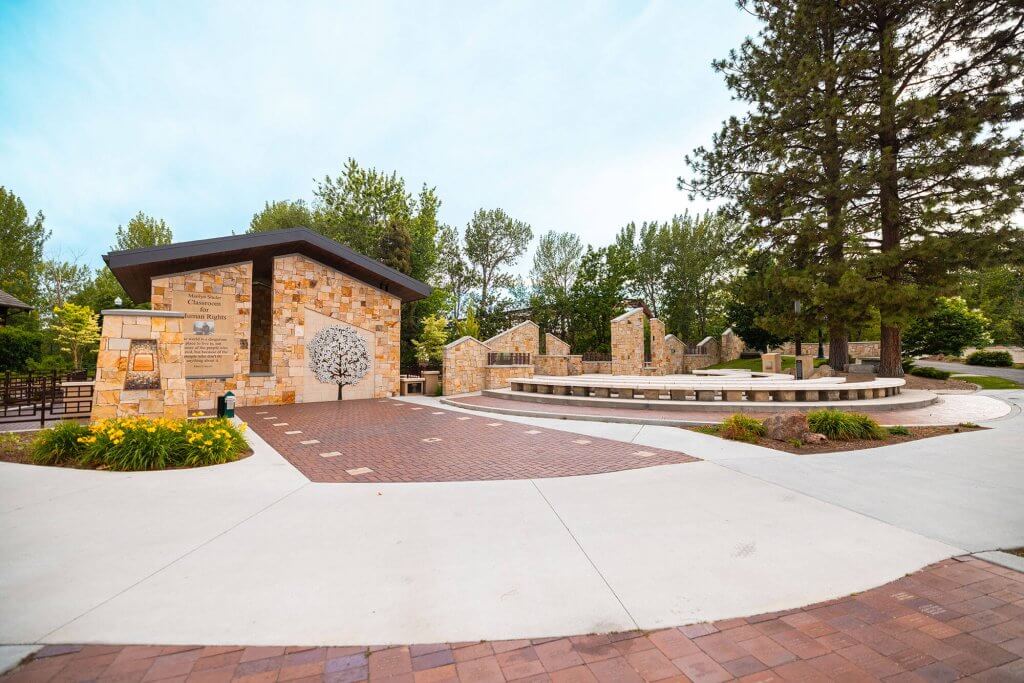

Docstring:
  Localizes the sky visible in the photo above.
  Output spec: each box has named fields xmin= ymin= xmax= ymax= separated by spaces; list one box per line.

xmin=0 ymin=0 xmax=759 ymax=276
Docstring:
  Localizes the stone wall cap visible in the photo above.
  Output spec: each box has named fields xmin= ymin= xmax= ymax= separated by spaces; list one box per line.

xmin=611 ymin=307 xmax=645 ymax=322
xmin=101 ymin=309 xmax=185 ymax=318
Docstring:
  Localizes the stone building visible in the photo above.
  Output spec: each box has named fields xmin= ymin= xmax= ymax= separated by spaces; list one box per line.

xmin=93 ymin=229 xmax=431 ymax=419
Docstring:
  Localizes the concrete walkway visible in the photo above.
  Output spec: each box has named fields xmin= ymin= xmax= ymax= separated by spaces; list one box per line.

xmin=1 ymin=392 xmax=1020 ymax=650
xmin=916 ymin=359 xmax=1024 ymax=383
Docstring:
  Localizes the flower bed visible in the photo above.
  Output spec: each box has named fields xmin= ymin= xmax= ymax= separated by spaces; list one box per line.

xmin=16 ymin=417 xmax=251 ymax=471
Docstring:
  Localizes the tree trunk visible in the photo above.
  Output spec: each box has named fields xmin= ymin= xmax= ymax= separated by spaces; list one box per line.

xmin=877 ymin=16 xmax=903 ymax=378
xmin=879 ymin=324 xmax=904 ymax=377
xmin=828 ymin=324 xmax=849 ymax=371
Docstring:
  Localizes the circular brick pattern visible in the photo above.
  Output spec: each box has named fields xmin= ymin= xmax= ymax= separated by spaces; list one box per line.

xmin=237 ymin=399 xmax=698 ymax=483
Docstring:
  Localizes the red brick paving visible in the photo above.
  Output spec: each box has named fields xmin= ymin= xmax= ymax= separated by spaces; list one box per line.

xmin=236 ymin=399 xmax=698 ymax=483
xmin=6 ymin=557 xmax=1024 ymax=682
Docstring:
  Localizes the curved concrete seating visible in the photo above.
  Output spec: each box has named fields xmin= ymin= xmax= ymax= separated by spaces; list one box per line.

xmin=509 ymin=374 xmax=903 ymax=402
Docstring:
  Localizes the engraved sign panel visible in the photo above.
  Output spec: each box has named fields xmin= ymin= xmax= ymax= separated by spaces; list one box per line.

xmin=172 ymin=291 xmax=236 ymax=377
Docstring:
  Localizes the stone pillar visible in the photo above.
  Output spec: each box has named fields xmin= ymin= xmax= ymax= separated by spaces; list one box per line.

xmin=794 ymin=354 xmax=815 ymax=380
xmin=761 ymin=353 xmax=782 ymax=374
xmin=611 ymin=308 xmax=645 ymax=375
xmin=92 ymin=310 xmax=186 ymax=421
xmin=649 ymin=319 xmax=668 ymax=375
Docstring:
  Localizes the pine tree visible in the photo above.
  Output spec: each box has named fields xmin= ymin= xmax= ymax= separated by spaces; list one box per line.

xmin=380 ymin=220 xmax=413 ymax=275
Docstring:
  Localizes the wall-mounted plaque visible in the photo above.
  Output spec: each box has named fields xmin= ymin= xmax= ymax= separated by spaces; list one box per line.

xmin=125 ymin=339 xmax=161 ymax=390
xmin=171 ymin=291 xmax=237 ymax=377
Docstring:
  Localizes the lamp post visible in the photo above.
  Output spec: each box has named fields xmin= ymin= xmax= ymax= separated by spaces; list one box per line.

xmin=793 ymin=300 xmax=802 ymax=356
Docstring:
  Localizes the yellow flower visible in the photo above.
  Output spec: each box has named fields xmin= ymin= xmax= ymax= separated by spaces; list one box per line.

xmin=147 ymin=427 xmax=157 ymax=433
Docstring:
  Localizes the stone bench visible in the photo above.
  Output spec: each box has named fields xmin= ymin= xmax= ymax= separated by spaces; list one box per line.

xmin=509 ymin=376 xmax=903 ymax=402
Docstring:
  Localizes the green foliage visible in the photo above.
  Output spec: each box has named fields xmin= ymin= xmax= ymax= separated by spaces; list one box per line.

xmin=566 ymin=246 xmax=626 ymax=352
xmin=0 ymin=186 xmax=49 ymax=311
xmin=718 ymin=414 xmax=766 ymax=443
xmin=957 ymin=375 xmax=1020 ymax=390
xmin=39 ymin=257 xmax=92 ymax=314
xmin=248 ymin=200 xmax=312 ymax=233
xmin=379 ymin=220 xmax=413 ymax=275
xmin=530 ymin=231 xmax=583 ymax=338
xmin=455 ymin=305 xmax=480 ymax=339
xmin=725 ymin=250 xmax=788 ymax=352
xmin=71 ymin=417 xmax=248 ymax=471
xmin=30 ymin=421 xmax=90 ymax=466
xmin=966 ymin=350 xmax=1013 ymax=367
xmin=114 ymin=212 xmax=173 ymax=251
xmin=435 ymin=225 xmax=477 ymax=320
xmin=0 ymin=327 xmax=42 ymax=372
xmin=464 ymin=207 xmax=532 ymax=315
xmin=904 ymin=297 xmax=991 ymax=356
xmin=26 ymin=354 xmax=73 ymax=373
xmin=887 ymin=425 xmax=911 ymax=436
xmin=807 ymin=409 xmax=885 ymax=441
xmin=959 ymin=266 xmax=1024 ymax=346
xmin=902 ymin=358 xmax=916 ymax=373
xmin=910 ymin=366 xmax=951 ymax=380
xmin=50 ymin=303 xmax=100 ymax=370
xmin=412 ymin=314 xmax=448 ymax=365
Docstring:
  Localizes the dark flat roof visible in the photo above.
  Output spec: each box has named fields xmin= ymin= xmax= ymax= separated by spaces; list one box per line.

xmin=103 ymin=228 xmax=433 ymax=303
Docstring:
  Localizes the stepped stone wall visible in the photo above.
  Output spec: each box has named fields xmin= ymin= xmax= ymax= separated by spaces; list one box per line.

xmin=649 ymin=319 xmax=668 ymax=375
xmin=485 ymin=321 xmax=540 ymax=356
xmin=442 ymin=337 xmax=490 ymax=395
xmin=611 ymin=308 xmax=645 ymax=375
xmin=545 ymin=333 xmax=570 ymax=356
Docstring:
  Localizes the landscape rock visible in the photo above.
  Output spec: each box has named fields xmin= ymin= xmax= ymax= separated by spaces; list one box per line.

xmin=811 ymin=364 xmax=835 ymax=379
xmin=762 ymin=412 xmax=809 ymax=441
xmin=801 ymin=432 xmax=828 ymax=444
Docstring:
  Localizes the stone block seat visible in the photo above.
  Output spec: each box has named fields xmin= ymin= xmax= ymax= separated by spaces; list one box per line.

xmin=508 ymin=372 xmax=905 ymax=403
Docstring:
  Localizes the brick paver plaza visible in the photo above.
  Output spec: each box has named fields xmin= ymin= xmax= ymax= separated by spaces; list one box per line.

xmin=6 ymin=556 xmax=1024 ymax=682
xmin=236 ymin=400 xmax=697 ymax=483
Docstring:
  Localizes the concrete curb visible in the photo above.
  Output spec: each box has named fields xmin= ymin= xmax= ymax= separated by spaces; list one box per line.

xmin=973 ymin=550 xmax=1024 ymax=573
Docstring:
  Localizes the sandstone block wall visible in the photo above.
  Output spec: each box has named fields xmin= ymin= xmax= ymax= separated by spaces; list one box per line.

xmin=442 ymin=336 xmax=490 ymax=395
xmin=773 ymin=340 xmax=879 ymax=359
xmin=485 ymin=321 xmax=540 ymax=356
xmin=720 ymin=327 xmax=745 ymax=363
xmin=534 ymin=355 xmax=569 ymax=376
xmin=611 ymin=308 xmax=645 ymax=375
xmin=582 ymin=360 xmax=611 ymax=374
xmin=649 ymin=319 xmax=668 ymax=375
xmin=91 ymin=311 xmax=186 ymax=421
xmin=485 ymin=365 xmax=534 ymax=389
xmin=665 ymin=335 xmax=687 ymax=374
xmin=545 ymin=333 xmax=570 ymax=356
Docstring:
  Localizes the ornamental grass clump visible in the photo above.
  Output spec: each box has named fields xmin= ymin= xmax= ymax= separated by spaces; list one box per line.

xmin=807 ymin=409 xmax=886 ymax=441
xmin=31 ymin=416 xmax=248 ymax=470
xmin=30 ymin=421 xmax=90 ymax=465
xmin=718 ymin=413 xmax=766 ymax=443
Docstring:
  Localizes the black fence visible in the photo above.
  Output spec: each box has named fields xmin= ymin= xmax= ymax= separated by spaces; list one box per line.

xmin=1 ymin=370 xmax=95 ymax=428
xmin=400 ymin=363 xmax=441 ymax=377
xmin=487 ymin=352 xmax=531 ymax=366
xmin=581 ymin=351 xmax=612 ymax=362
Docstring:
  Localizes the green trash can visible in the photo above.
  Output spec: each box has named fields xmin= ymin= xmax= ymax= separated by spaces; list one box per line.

xmin=217 ymin=391 xmax=236 ymax=419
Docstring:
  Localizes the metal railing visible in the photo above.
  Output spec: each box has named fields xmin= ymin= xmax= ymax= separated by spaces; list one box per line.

xmin=581 ymin=352 xmax=612 ymax=362
xmin=1 ymin=370 xmax=95 ymax=428
xmin=487 ymin=352 xmax=531 ymax=366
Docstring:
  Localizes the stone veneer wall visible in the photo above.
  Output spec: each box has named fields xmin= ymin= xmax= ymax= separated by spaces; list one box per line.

xmin=92 ymin=311 xmax=186 ymax=420
xmin=545 ymin=333 xmax=570 ymax=356
xmin=665 ymin=335 xmax=687 ymax=374
xmin=533 ymin=355 xmax=569 ymax=376
xmin=649 ymin=319 xmax=668 ymax=375
xmin=720 ymin=327 xmax=745 ymax=363
xmin=442 ymin=336 xmax=490 ymax=395
xmin=611 ymin=308 xmax=645 ymax=375
xmin=485 ymin=321 xmax=540 ymax=356
xmin=272 ymin=254 xmax=401 ymax=401
xmin=151 ymin=262 xmax=254 ymax=413
xmin=772 ymin=340 xmax=879 ymax=359
xmin=485 ymin=365 xmax=534 ymax=389
xmin=582 ymin=360 xmax=611 ymax=374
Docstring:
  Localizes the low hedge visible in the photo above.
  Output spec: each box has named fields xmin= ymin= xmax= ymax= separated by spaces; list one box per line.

xmin=910 ymin=365 xmax=951 ymax=380
xmin=31 ymin=417 xmax=248 ymax=470
xmin=966 ymin=350 xmax=1013 ymax=367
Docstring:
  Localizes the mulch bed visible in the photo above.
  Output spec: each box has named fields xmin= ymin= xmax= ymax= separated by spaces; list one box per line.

xmin=686 ymin=424 xmax=984 ymax=455
xmin=902 ymin=374 xmax=977 ymax=391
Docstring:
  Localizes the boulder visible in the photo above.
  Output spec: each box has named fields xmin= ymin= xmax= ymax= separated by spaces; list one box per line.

xmin=811 ymin=364 xmax=835 ymax=379
xmin=762 ymin=412 xmax=809 ymax=441
xmin=801 ymin=432 xmax=828 ymax=444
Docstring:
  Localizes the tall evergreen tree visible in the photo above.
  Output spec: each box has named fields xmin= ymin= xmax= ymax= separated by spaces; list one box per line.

xmin=848 ymin=0 xmax=1024 ymax=375
xmin=0 ymin=186 xmax=49 ymax=309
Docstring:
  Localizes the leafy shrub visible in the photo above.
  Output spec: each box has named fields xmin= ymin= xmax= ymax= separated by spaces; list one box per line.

xmin=904 ymin=297 xmax=991 ymax=356
xmin=910 ymin=366 xmax=951 ymax=380
xmin=901 ymin=358 xmax=916 ymax=373
xmin=0 ymin=327 xmax=43 ymax=372
xmin=718 ymin=414 xmax=766 ymax=443
xmin=31 ymin=417 xmax=248 ymax=470
xmin=966 ymin=350 xmax=1013 ymax=367
xmin=887 ymin=425 xmax=911 ymax=436
xmin=807 ymin=409 xmax=885 ymax=441
xmin=30 ymin=421 xmax=90 ymax=465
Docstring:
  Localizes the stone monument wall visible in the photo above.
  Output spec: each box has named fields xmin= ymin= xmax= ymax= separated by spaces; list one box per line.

xmin=611 ymin=308 xmax=645 ymax=375
xmin=442 ymin=336 xmax=490 ymax=395
xmin=545 ymin=332 xmax=570 ymax=356
xmin=485 ymin=320 xmax=540 ymax=356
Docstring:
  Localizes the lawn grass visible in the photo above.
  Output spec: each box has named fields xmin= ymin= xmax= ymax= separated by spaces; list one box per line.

xmin=708 ymin=355 xmax=828 ymax=372
xmin=952 ymin=375 xmax=1021 ymax=390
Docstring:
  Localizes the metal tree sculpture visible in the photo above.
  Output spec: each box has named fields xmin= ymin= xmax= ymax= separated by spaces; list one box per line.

xmin=307 ymin=325 xmax=371 ymax=399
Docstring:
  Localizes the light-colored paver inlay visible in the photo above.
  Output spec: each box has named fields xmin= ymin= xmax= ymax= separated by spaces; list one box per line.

xmin=457 ymin=417 xmax=471 ymax=421
xmin=262 ymin=417 xmax=278 ymax=421
xmin=524 ymin=430 xmax=542 ymax=435
xmin=254 ymin=411 xmax=268 ymax=415
xmin=272 ymin=423 xmax=288 ymax=427
xmin=634 ymin=451 xmax=657 ymax=457
xmin=487 ymin=422 xmax=502 ymax=427
xmin=299 ymin=440 xmax=320 ymax=445
xmin=285 ymin=431 xmax=302 ymax=435
xmin=319 ymin=452 xmax=342 ymax=458
xmin=432 ymin=411 xmax=445 ymax=415
xmin=572 ymin=439 xmax=591 ymax=445
xmin=346 ymin=467 xmax=374 ymax=476
xmin=421 ymin=438 xmax=443 ymax=443
xmin=410 ymin=407 xmax=423 ymax=411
